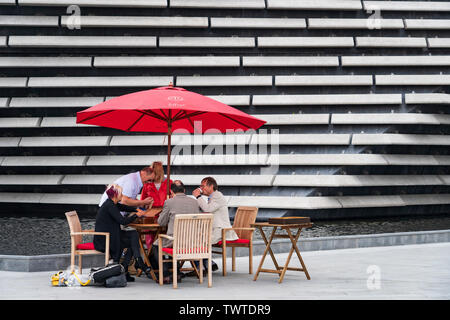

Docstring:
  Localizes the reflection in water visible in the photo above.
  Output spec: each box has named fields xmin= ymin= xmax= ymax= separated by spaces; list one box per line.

xmin=0 ymin=215 xmax=449 ymax=256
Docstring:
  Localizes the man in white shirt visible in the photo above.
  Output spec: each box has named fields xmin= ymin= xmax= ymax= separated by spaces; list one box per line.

xmin=99 ymin=166 xmax=155 ymax=214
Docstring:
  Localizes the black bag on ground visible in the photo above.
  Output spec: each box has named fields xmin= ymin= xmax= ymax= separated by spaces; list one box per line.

xmin=105 ymin=273 xmax=127 ymax=288
xmin=90 ymin=263 xmax=124 ymax=285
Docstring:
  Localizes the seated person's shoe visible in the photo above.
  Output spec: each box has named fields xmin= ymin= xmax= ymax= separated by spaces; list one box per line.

xmin=211 ymin=262 xmax=219 ymax=272
xmin=135 ymin=257 xmax=153 ymax=279
xmin=125 ymin=272 xmax=135 ymax=282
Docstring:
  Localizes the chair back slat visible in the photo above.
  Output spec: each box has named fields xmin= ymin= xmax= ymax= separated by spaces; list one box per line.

xmin=65 ymin=210 xmax=82 ymax=246
xmin=173 ymin=214 xmax=213 ymax=259
xmin=233 ymin=206 xmax=258 ymax=240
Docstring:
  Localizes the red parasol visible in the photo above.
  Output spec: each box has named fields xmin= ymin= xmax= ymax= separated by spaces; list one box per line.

xmin=76 ymin=84 xmax=266 ymax=197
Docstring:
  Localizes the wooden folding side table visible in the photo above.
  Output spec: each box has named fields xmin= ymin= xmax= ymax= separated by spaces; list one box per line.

xmin=251 ymin=222 xmax=312 ymax=283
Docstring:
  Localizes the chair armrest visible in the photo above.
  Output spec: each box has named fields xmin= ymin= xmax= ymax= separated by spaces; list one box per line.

xmin=81 ymin=229 xmax=95 ymax=233
xmin=231 ymin=227 xmax=255 ymax=231
xmin=159 ymin=234 xmax=174 ymax=241
xmin=71 ymin=231 xmax=109 ymax=237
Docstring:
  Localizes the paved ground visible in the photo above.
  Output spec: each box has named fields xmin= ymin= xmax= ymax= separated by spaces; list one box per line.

xmin=0 ymin=242 xmax=449 ymax=300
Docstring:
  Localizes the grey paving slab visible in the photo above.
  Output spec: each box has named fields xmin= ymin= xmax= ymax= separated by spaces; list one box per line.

xmin=258 ymin=37 xmax=354 ymax=48
xmin=19 ymin=136 xmax=110 ymax=147
xmin=0 ymin=78 xmax=27 ymax=88
xmin=61 ymin=174 xmax=122 ymax=185
xmin=0 ymin=15 xmax=59 ymax=26
xmin=87 ymin=155 xmax=166 ymax=166
xmin=61 ymin=15 xmax=208 ymax=28
xmin=177 ymin=76 xmax=272 ymax=87
xmin=355 ymin=37 xmax=427 ymax=47
xmin=252 ymin=94 xmax=401 ymax=105
xmin=0 ymin=174 xmax=63 ymax=185
xmin=331 ymin=113 xmax=442 ymax=125
xmin=0 ymin=56 xmax=92 ymax=68
xmin=401 ymin=194 xmax=450 ymax=206
xmin=211 ymin=17 xmax=306 ymax=29
xmin=18 ymin=0 xmax=167 ymax=7
xmin=0 ymin=192 xmax=44 ymax=203
xmin=173 ymin=174 xmax=274 ymax=186
xmin=0 ymin=97 xmax=8 ymax=107
xmin=352 ymin=134 xmax=450 ymax=146
xmin=259 ymin=114 xmax=329 ymax=125
xmin=250 ymin=133 xmax=350 ymax=145
xmin=273 ymin=174 xmax=444 ymax=187
xmin=0 ymin=137 xmax=20 ymax=147
xmin=243 ymin=56 xmax=339 ymax=67
xmin=0 ymin=117 xmax=41 ymax=127
xmin=228 ymin=195 xmax=342 ymax=209
xmin=160 ymin=37 xmax=255 ymax=48
xmin=336 ymin=195 xmax=405 ymax=208
xmin=267 ymin=0 xmax=362 ymax=10
xmin=8 ymin=36 xmax=157 ymax=48
xmin=110 ymin=135 xmax=165 ymax=146
xmin=342 ymin=55 xmax=450 ymax=66
xmin=308 ymin=18 xmax=403 ymax=29
xmin=9 ymin=96 xmax=104 ymax=107
xmin=376 ymin=74 xmax=450 ymax=85
xmin=28 ymin=76 xmax=172 ymax=88
xmin=0 ymin=36 xmax=6 ymax=47
xmin=1 ymin=156 xmax=87 ymax=166
xmin=39 ymin=193 xmax=100 ymax=205
xmin=364 ymin=1 xmax=450 ymax=12
xmin=382 ymin=154 xmax=440 ymax=166
xmin=170 ymin=0 xmax=265 ymax=9
xmin=94 ymin=56 xmax=240 ymax=68
xmin=276 ymin=75 xmax=372 ymax=86
xmin=405 ymin=19 xmax=450 ymax=30
xmin=40 ymin=117 xmax=91 ymax=127
xmin=405 ymin=93 xmax=450 ymax=104
xmin=173 ymin=154 xmax=268 ymax=166
xmin=428 ymin=38 xmax=450 ymax=48
xmin=269 ymin=153 xmax=388 ymax=166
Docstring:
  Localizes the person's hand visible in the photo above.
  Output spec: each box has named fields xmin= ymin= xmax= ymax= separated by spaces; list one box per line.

xmin=192 ymin=187 xmax=202 ymax=198
xmin=135 ymin=208 xmax=146 ymax=217
xmin=142 ymin=197 xmax=154 ymax=207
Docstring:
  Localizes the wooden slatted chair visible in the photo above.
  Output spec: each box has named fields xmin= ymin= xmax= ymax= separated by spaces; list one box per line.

xmin=65 ymin=211 xmax=110 ymax=274
xmin=158 ymin=214 xmax=214 ymax=289
xmin=212 ymin=206 xmax=258 ymax=276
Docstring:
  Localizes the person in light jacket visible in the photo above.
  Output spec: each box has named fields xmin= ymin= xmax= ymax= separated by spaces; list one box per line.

xmin=192 ymin=177 xmax=239 ymax=245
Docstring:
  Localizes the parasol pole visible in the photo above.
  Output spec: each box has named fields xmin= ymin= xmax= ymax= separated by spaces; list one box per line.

xmin=166 ymin=110 xmax=172 ymax=199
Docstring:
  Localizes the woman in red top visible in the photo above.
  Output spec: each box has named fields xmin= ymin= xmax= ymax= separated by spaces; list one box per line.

xmin=141 ymin=161 xmax=172 ymax=248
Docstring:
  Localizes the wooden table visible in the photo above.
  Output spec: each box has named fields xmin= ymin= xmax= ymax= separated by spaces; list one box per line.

xmin=128 ymin=222 xmax=166 ymax=281
xmin=251 ymin=222 xmax=312 ymax=283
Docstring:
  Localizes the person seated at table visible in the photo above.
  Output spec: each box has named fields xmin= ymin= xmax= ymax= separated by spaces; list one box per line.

xmin=94 ymin=184 xmax=153 ymax=282
xmin=150 ymin=180 xmax=200 ymax=284
xmin=140 ymin=161 xmax=173 ymax=248
xmin=191 ymin=176 xmax=238 ymax=274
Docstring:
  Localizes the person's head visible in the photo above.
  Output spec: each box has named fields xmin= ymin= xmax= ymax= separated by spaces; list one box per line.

xmin=170 ymin=180 xmax=185 ymax=195
xmin=105 ymin=184 xmax=123 ymax=203
xmin=140 ymin=166 xmax=155 ymax=184
xmin=200 ymin=177 xmax=218 ymax=196
xmin=152 ymin=161 xmax=165 ymax=183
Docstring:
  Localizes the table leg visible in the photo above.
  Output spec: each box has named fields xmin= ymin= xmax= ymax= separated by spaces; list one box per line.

xmin=290 ymin=228 xmax=311 ymax=280
xmin=136 ymin=231 xmax=157 ymax=281
xmin=254 ymin=226 xmax=278 ymax=281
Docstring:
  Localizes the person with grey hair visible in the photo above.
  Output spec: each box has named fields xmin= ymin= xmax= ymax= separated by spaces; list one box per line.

xmin=94 ymin=184 xmax=150 ymax=282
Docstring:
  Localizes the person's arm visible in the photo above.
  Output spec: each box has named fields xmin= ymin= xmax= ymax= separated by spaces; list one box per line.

xmin=107 ymin=202 xmax=140 ymax=225
xmin=116 ymin=203 xmax=138 ymax=213
xmin=121 ymin=195 xmax=153 ymax=208
xmin=196 ymin=194 xmax=224 ymax=213
xmin=157 ymin=202 xmax=170 ymax=227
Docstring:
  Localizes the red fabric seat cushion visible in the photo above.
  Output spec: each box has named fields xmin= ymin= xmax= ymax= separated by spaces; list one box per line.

xmin=76 ymin=242 xmax=95 ymax=250
xmin=216 ymin=238 xmax=250 ymax=245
